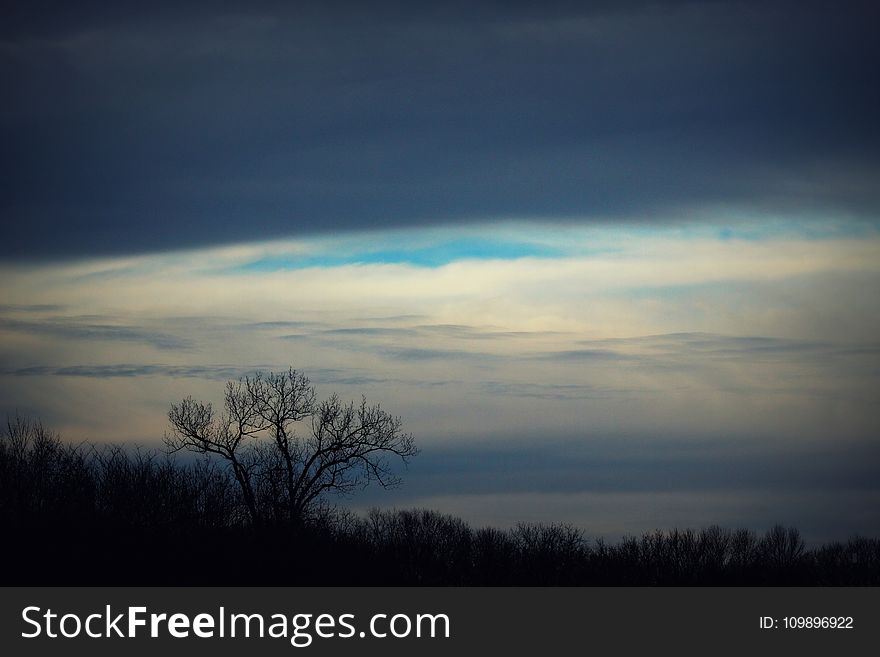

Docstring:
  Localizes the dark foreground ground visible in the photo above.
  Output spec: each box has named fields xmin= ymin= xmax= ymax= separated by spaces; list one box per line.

xmin=2 ymin=421 xmax=878 ymax=585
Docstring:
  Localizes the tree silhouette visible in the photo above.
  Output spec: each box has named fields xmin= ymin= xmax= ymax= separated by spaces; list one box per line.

xmin=165 ymin=368 xmax=418 ymax=526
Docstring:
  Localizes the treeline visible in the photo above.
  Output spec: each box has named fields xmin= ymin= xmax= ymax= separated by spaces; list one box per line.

xmin=1 ymin=417 xmax=877 ymax=585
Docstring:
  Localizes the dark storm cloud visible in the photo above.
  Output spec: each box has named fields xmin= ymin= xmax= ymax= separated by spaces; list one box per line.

xmin=417 ymin=324 xmax=562 ymax=340
xmin=0 ymin=315 xmax=189 ymax=349
xmin=274 ymin=321 xmax=880 ymax=369
xmin=0 ymin=360 xmax=441 ymax=387
xmin=321 ymin=327 xmax=420 ymax=337
xmin=2 ymin=363 xmax=250 ymax=379
xmin=319 ymin=324 xmax=556 ymax=340
xmin=478 ymin=381 xmax=634 ymax=401
xmin=574 ymin=332 xmax=880 ymax=363
xmin=2 ymin=0 xmax=877 ymax=260
xmin=0 ymin=304 xmax=66 ymax=313
xmin=532 ymin=348 xmax=635 ymax=362
xmin=247 ymin=320 xmax=326 ymax=330
xmin=378 ymin=346 xmax=496 ymax=362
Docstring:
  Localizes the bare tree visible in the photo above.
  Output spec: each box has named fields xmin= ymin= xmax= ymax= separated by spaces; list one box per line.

xmin=166 ymin=369 xmax=418 ymax=526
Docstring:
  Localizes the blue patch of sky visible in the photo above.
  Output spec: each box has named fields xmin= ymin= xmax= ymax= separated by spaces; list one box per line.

xmin=224 ymin=216 xmax=877 ymax=274
xmin=685 ymin=216 xmax=876 ymax=242
xmin=712 ymin=219 xmax=875 ymax=242
xmin=584 ymin=215 xmax=877 ymax=243
xmin=237 ymin=238 xmax=566 ymax=272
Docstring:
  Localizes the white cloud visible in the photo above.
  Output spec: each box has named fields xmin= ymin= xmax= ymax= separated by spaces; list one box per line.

xmin=1 ymin=222 xmax=878 ymax=534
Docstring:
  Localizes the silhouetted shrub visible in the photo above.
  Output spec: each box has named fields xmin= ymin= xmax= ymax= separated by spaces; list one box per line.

xmin=513 ymin=523 xmax=588 ymax=584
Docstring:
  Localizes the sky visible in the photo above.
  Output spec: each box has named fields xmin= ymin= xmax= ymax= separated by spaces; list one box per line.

xmin=1 ymin=0 xmax=879 ymax=542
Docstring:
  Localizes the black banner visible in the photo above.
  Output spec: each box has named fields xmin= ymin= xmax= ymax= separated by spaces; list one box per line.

xmin=1 ymin=587 xmax=876 ymax=655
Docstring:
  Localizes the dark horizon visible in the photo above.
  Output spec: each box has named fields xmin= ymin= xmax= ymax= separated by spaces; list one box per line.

xmin=3 ymin=414 xmax=878 ymax=585
xmin=2 ymin=0 xmax=878 ymax=260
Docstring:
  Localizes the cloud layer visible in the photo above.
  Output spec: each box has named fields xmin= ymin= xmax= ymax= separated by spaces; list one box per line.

xmin=2 ymin=0 xmax=879 ymax=258
xmin=1 ymin=222 xmax=878 ymax=539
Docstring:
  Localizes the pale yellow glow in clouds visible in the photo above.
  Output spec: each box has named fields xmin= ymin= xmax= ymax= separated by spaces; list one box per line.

xmin=1 ymin=224 xmax=878 ymax=450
